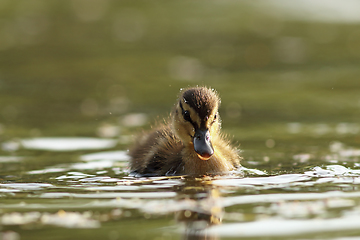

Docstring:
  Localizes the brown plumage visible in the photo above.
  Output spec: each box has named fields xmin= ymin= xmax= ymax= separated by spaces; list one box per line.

xmin=129 ymin=87 xmax=241 ymax=177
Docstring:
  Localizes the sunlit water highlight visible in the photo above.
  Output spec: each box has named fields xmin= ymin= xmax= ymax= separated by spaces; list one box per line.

xmin=2 ymin=137 xmax=360 ymax=239
xmin=2 ymin=0 xmax=360 ymax=239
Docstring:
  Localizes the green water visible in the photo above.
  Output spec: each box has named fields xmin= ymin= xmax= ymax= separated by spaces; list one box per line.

xmin=1 ymin=1 xmax=360 ymax=239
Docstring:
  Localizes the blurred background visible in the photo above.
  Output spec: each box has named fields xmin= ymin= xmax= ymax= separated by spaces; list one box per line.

xmin=1 ymin=0 xmax=360 ymax=151
xmin=2 ymin=1 xmax=360 ymax=239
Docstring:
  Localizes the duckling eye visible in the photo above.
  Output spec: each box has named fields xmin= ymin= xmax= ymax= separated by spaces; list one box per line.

xmin=212 ymin=114 xmax=217 ymax=123
xmin=183 ymin=110 xmax=191 ymax=122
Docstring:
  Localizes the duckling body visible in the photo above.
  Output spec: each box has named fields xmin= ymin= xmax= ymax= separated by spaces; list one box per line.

xmin=129 ymin=87 xmax=241 ymax=177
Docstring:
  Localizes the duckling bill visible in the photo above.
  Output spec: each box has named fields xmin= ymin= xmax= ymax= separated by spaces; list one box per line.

xmin=129 ymin=87 xmax=241 ymax=176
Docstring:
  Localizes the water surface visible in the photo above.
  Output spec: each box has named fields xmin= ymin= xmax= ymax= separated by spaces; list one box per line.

xmin=1 ymin=1 xmax=360 ymax=239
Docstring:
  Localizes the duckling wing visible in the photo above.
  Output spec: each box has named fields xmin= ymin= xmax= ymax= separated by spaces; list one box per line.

xmin=129 ymin=126 xmax=184 ymax=177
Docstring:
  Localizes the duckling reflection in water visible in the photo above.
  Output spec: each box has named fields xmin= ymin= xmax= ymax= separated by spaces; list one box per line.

xmin=129 ymin=87 xmax=241 ymax=177
xmin=176 ymin=186 xmax=222 ymax=240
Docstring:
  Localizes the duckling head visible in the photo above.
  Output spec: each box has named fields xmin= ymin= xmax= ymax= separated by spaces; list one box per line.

xmin=172 ymin=87 xmax=220 ymax=161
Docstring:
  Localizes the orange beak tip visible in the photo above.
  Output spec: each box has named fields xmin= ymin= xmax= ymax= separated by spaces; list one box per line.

xmin=197 ymin=153 xmax=211 ymax=161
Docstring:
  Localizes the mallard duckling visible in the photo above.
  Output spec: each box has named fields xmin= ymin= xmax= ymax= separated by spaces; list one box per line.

xmin=129 ymin=87 xmax=241 ymax=177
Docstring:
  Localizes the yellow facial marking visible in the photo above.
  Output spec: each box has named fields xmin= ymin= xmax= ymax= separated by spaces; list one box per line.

xmin=180 ymin=98 xmax=219 ymax=131
xmin=205 ymin=107 xmax=218 ymax=129
xmin=180 ymin=99 xmax=200 ymax=127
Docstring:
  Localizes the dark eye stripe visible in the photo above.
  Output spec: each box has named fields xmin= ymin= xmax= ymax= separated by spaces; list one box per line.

xmin=179 ymin=100 xmax=198 ymax=130
xmin=183 ymin=110 xmax=191 ymax=122
xmin=211 ymin=113 xmax=217 ymax=124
